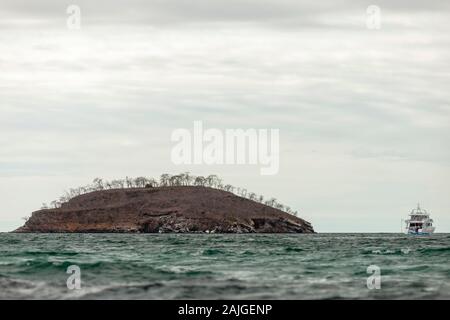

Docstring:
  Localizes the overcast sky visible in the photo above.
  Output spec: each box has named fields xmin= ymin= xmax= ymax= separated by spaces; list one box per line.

xmin=0 ymin=0 xmax=449 ymax=232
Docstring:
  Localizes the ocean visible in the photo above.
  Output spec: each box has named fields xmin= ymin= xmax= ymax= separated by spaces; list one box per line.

xmin=0 ymin=233 xmax=449 ymax=299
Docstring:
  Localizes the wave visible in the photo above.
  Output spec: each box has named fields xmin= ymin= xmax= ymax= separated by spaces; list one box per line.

xmin=0 ymin=277 xmax=52 ymax=299
xmin=202 ymin=248 xmax=226 ymax=256
xmin=1 ymin=233 xmax=449 ymax=299
xmin=284 ymin=247 xmax=304 ymax=252
xmin=23 ymin=251 xmax=80 ymax=256
xmin=362 ymin=249 xmax=408 ymax=255
xmin=419 ymin=247 xmax=450 ymax=255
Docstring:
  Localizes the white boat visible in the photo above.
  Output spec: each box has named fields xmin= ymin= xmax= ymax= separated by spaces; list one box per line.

xmin=404 ymin=204 xmax=435 ymax=235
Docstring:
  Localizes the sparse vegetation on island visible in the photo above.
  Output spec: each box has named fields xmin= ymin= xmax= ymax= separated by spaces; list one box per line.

xmin=41 ymin=172 xmax=300 ymax=218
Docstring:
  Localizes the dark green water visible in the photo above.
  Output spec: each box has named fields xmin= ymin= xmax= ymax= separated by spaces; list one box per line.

xmin=0 ymin=233 xmax=449 ymax=299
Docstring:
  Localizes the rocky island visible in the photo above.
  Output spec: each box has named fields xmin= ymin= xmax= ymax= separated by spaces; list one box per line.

xmin=14 ymin=174 xmax=314 ymax=233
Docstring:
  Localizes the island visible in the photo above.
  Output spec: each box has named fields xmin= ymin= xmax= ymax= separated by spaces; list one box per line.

xmin=14 ymin=174 xmax=314 ymax=233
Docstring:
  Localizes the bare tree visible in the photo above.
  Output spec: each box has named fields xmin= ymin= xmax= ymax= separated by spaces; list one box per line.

xmin=146 ymin=178 xmax=158 ymax=188
xmin=160 ymin=174 xmax=171 ymax=186
xmin=178 ymin=172 xmax=186 ymax=185
xmin=180 ymin=172 xmax=194 ymax=186
xmin=93 ymin=178 xmax=104 ymax=190
xmin=59 ymin=196 xmax=68 ymax=205
xmin=48 ymin=173 xmax=300 ymax=218
xmin=194 ymin=176 xmax=206 ymax=186
xmin=125 ymin=176 xmax=133 ymax=188
xmin=170 ymin=175 xmax=182 ymax=186
xmin=206 ymin=175 xmax=221 ymax=187
xmin=134 ymin=177 xmax=148 ymax=188
xmin=111 ymin=179 xmax=124 ymax=189
xmin=265 ymin=198 xmax=277 ymax=207
xmin=50 ymin=200 xmax=60 ymax=209
xmin=224 ymin=184 xmax=234 ymax=192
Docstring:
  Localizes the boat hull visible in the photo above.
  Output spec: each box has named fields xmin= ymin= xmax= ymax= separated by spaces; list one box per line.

xmin=407 ymin=231 xmax=432 ymax=235
xmin=406 ymin=227 xmax=435 ymax=235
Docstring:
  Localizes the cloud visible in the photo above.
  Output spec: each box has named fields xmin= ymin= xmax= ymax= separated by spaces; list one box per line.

xmin=0 ymin=0 xmax=449 ymax=231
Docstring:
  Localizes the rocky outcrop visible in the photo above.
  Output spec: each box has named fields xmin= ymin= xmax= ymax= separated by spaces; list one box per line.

xmin=14 ymin=186 xmax=314 ymax=233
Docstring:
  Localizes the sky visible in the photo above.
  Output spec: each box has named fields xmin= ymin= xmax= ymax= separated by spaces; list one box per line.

xmin=0 ymin=0 xmax=449 ymax=232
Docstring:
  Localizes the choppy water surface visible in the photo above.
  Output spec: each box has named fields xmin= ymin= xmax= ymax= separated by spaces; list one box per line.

xmin=0 ymin=233 xmax=449 ymax=299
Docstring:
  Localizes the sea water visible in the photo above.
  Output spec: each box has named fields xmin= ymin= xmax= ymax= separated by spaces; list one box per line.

xmin=0 ymin=233 xmax=449 ymax=299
